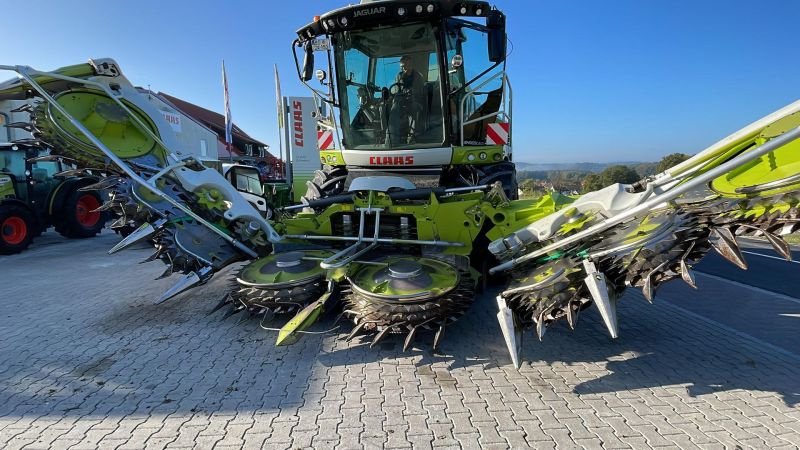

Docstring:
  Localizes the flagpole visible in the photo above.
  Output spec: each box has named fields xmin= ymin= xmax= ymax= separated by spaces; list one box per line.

xmin=222 ymin=60 xmax=234 ymax=163
xmin=274 ymin=64 xmax=285 ymax=179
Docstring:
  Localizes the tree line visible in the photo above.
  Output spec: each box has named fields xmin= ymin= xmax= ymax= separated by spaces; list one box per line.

xmin=518 ymin=153 xmax=691 ymax=196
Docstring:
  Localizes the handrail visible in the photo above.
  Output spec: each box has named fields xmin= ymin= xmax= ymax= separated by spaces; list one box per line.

xmin=459 ymin=71 xmax=512 ymax=146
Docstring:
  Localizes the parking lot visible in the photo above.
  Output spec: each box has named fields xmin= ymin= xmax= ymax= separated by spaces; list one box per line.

xmin=1 ymin=231 xmax=799 ymax=449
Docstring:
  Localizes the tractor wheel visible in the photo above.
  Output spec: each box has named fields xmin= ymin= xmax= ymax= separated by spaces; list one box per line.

xmin=302 ymin=165 xmax=348 ymax=202
xmin=0 ymin=204 xmax=35 ymax=255
xmin=477 ymin=161 xmax=518 ymax=200
xmin=54 ymin=189 xmax=106 ymax=239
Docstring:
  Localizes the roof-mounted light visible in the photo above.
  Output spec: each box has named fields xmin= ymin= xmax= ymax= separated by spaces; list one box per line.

xmin=415 ymin=4 xmax=423 ymax=13
xmin=397 ymin=6 xmax=407 ymax=16
xmin=339 ymin=16 xmax=349 ymax=27
xmin=427 ymin=4 xmax=434 ymax=13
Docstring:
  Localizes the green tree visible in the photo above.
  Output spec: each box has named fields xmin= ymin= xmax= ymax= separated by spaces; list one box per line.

xmin=582 ymin=173 xmax=603 ymax=193
xmin=599 ymin=165 xmax=640 ymax=186
xmin=656 ymin=153 xmax=691 ymax=172
xmin=519 ymin=178 xmax=536 ymax=193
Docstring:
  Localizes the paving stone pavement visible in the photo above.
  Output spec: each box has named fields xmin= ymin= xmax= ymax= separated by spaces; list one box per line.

xmin=1 ymin=232 xmax=799 ymax=449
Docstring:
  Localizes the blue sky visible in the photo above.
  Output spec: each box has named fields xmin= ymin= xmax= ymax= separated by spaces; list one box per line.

xmin=4 ymin=0 xmax=799 ymax=163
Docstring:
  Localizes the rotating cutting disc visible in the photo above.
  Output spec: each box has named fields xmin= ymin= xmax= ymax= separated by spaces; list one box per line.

xmin=237 ymin=250 xmax=331 ymax=288
xmin=347 ymin=256 xmax=460 ymax=301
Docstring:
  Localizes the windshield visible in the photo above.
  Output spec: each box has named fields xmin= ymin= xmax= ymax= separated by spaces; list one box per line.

xmin=334 ymin=23 xmax=444 ymax=149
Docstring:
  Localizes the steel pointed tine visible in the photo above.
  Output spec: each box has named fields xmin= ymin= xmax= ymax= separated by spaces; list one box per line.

xmin=155 ymin=271 xmax=201 ymax=304
xmin=91 ymin=201 xmax=117 ymax=213
xmin=710 ymin=227 xmax=747 ymax=270
xmin=763 ymin=231 xmax=792 ymax=261
xmin=680 ymin=258 xmax=697 ymax=289
xmin=582 ymin=260 xmax=618 ymax=339
xmin=155 ymin=266 xmax=174 ymax=280
xmin=235 ymin=309 xmax=254 ymax=325
xmin=643 ymin=260 xmax=669 ymax=303
xmin=369 ymin=326 xmax=393 ymax=349
xmin=79 ymin=177 xmax=121 ymax=192
xmin=403 ymin=326 xmax=418 ymax=352
xmin=260 ymin=308 xmax=275 ymax=325
xmin=432 ymin=323 xmax=446 ymax=351
xmin=346 ymin=321 xmax=367 ymax=342
xmin=222 ymin=306 xmax=244 ymax=321
xmin=5 ymin=121 xmax=34 ymax=132
xmin=333 ymin=311 xmax=347 ymax=326
xmin=140 ymin=248 xmax=164 ymax=264
xmin=496 ymin=295 xmax=523 ymax=369
xmin=535 ymin=315 xmax=546 ymax=341
xmin=566 ymin=302 xmax=577 ymax=330
xmin=642 ymin=275 xmax=654 ymax=303
xmin=54 ymin=169 xmax=85 ymax=178
xmin=109 ymin=217 xmax=127 ymax=228
xmin=109 ymin=221 xmax=160 ymax=254
xmin=207 ymin=293 xmax=232 ymax=316
xmin=10 ymin=103 xmax=33 ymax=113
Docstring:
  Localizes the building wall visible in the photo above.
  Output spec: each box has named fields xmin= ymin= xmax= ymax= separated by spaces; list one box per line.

xmin=143 ymin=93 xmax=219 ymax=163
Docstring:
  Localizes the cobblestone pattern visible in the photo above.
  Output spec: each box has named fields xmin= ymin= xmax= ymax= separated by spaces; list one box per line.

xmin=1 ymin=232 xmax=798 ymax=449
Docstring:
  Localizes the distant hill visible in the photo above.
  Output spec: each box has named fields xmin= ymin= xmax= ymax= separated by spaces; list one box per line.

xmin=514 ymin=161 xmax=645 ymax=173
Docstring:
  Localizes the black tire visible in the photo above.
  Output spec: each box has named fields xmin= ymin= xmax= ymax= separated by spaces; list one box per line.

xmin=302 ymin=165 xmax=348 ymax=202
xmin=0 ymin=203 xmax=35 ymax=255
xmin=476 ymin=161 xmax=518 ymax=200
xmin=54 ymin=188 xmax=106 ymax=239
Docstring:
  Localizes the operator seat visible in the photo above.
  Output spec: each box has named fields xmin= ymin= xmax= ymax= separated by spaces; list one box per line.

xmin=461 ymin=87 xmax=503 ymax=144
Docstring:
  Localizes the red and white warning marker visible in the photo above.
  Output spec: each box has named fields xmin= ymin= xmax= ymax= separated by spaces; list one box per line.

xmin=485 ymin=122 xmax=510 ymax=145
xmin=317 ymin=130 xmax=334 ymax=150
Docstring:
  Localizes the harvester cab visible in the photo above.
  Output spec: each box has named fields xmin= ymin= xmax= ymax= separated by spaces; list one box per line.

xmin=293 ymin=0 xmax=516 ymax=199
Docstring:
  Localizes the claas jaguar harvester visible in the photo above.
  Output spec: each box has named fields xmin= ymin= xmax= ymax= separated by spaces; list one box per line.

xmin=2 ymin=0 xmax=800 ymax=367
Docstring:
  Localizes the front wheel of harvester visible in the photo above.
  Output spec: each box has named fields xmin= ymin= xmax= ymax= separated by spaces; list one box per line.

xmin=477 ymin=161 xmax=518 ymax=200
xmin=0 ymin=204 xmax=35 ymax=255
xmin=302 ymin=165 xmax=348 ymax=203
xmin=55 ymin=189 xmax=106 ymax=239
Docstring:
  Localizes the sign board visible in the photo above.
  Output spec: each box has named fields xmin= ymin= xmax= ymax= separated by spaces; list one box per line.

xmin=312 ymin=39 xmax=331 ymax=52
xmin=161 ymin=111 xmax=182 ymax=133
xmin=288 ymin=96 xmax=320 ymax=198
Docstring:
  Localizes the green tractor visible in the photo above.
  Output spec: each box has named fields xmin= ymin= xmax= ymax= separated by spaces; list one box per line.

xmin=0 ymin=143 xmax=106 ymax=254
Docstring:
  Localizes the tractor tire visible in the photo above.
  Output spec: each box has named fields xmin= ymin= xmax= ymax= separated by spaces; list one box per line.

xmin=302 ymin=165 xmax=348 ymax=202
xmin=477 ymin=161 xmax=518 ymax=200
xmin=54 ymin=189 xmax=106 ymax=239
xmin=0 ymin=204 xmax=35 ymax=255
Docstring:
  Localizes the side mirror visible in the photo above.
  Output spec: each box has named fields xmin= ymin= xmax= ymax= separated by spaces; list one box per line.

xmin=487 ymin=10 xmax=506 ymax=63
xmin=301 ymin=42 xmax=315 ymax=81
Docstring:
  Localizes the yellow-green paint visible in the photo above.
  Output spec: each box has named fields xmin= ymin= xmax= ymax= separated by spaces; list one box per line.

xmin=319 ymin=150 xmax=344 ymax=166
xmin=710 ymin=112 xmax=800 ymax=198
xmin=450 ymin=145 xmax=505 ymax=165
xmin=484 ymin=192 xmax=575 ymax=242
xmin=48 ymin=89 xmax=166 ymax=164
xmin=282 ymin=190 xmax=575 ymax=256
xmin=0 ymin=174 xmax=14 ymax=199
